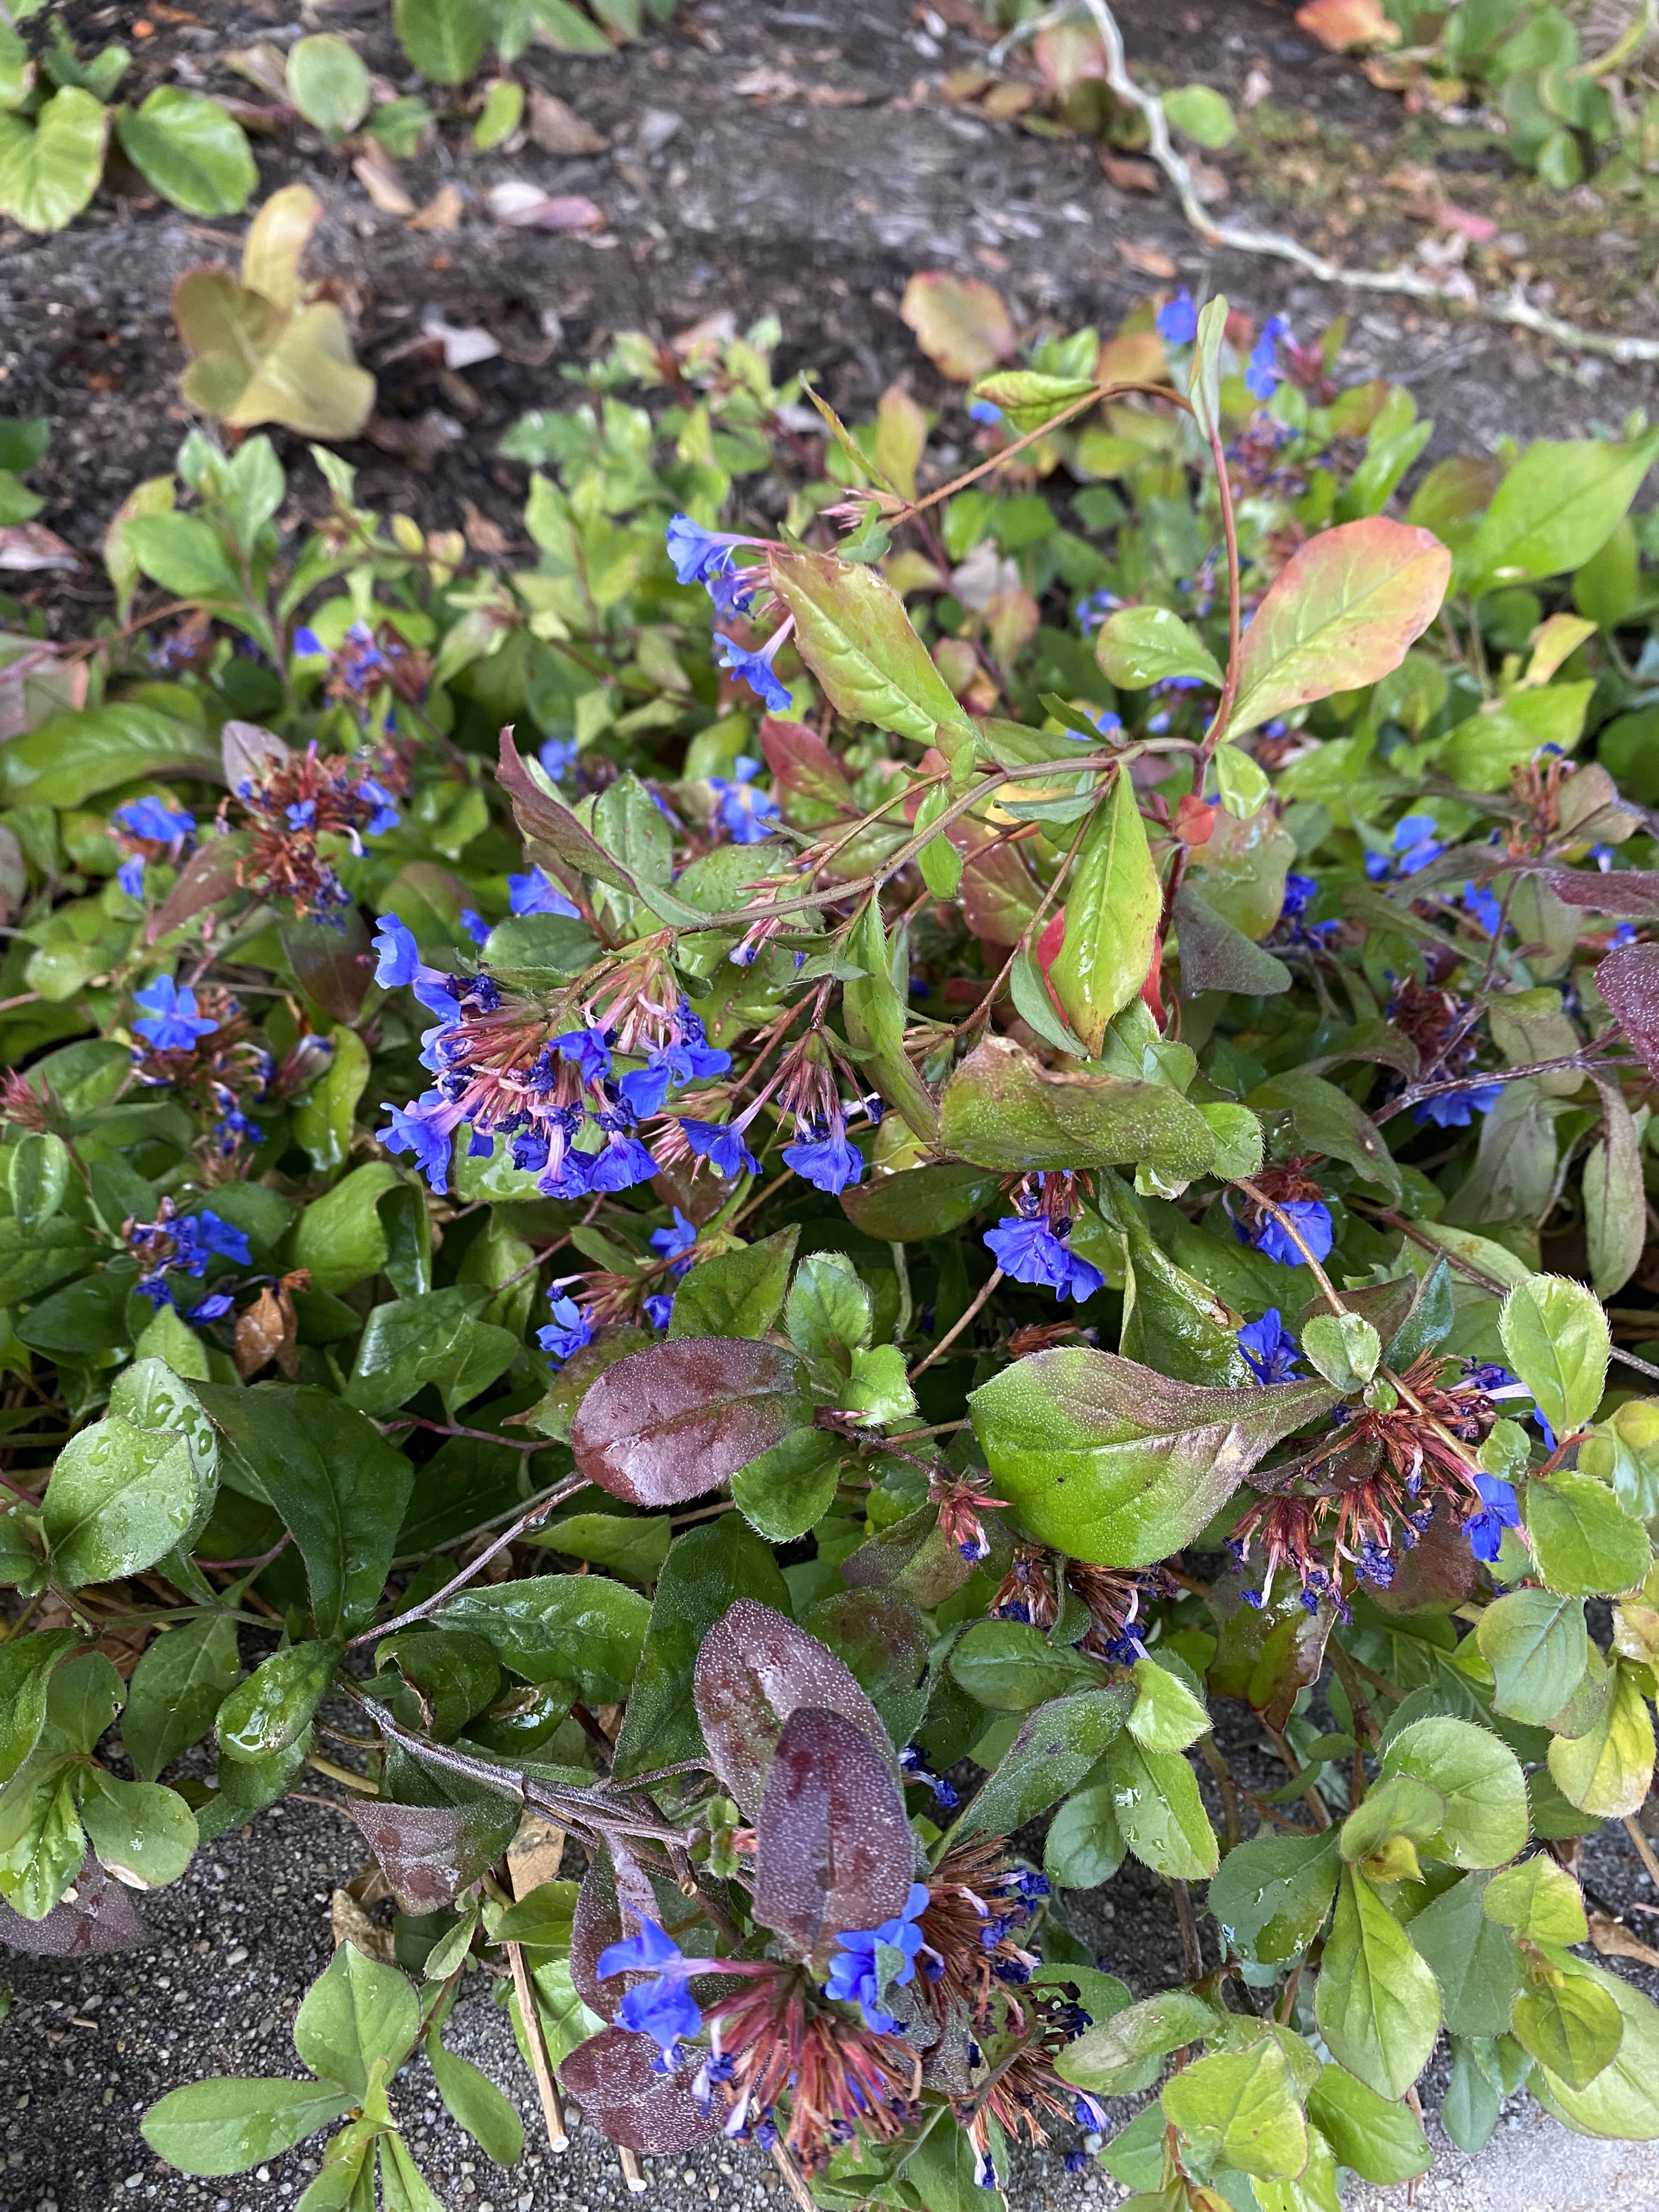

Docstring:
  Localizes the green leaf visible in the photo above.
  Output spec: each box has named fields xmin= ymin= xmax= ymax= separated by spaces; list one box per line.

xmin=940 ymin=1036 xmax=1217 ymax=1181
xmin=1461 ymin=431 xmax=1659 ymax=597
xmin=42 ymin=1414 xmax=198 ymax=1587
xmin=841 ymin=1344 xmax=916 ymax=1427
xmin=41 ymin=1651 xmax=122 ymax=1756
xmin=955 ymin=1684 xmax=1136 ymax=1842
xmin=1584 ymin=1075 xmax=1645 ymax=1297
xmin=969 ymin=1347 xmax=1335 ymax=1566
xmin=1305 ymin=2066 xmax=1430 ymax=2185
xmin=437 ymin=1576 xmax=651 ymax=1702
xmin=286 ymin=35 xmax=372 ymax=133
xmin=1499 ymin=1274 xmax=1610 ymax=1438
xmin=769 ymin=548 xmax=977 ymax=768
xmin=730 ymin=1429 xmax=845 ymax=1543
xmin=785 ymin=1252 xmax=872 ymax=1370
xmin=140 ymin=2079 xmax=353 ymax=2177
xmin=0 ymin=702 xmax=221 ymax=808
xmin=0 ymin=87 xmax=108 ymax=235
xmin=487 ymin=1877 xmax=578 ymax=1948
xmin=842 ymin=899 xmax=940 ymax=1141
xmin=1547 ymin=1658 xmax=1656 ymax=1818
xmin=77 ymin=1771 xmax=197 ymax=1889
xmin=393 ymin=0 xmax=493 ymax=82
xmin=1171 ymin=883 xmax=1290 ymax=997
xmin=345 ymin=1288 xmax=518 ymax=1420
xmin=295 ymin=1942 xmax=421 ymax=2098
xmin=425 ymin=2028 xmax=523 ymax=2165
xmin=1406 ymin=1871 xmax=1524 ymax=2039
xmin=292 ymin=1162 xmax=400 ymax=1292
xmin=1057 ymin=1987 xmax=1222 ymax=2091
xmin=1224 ymin=518 xmax=1452 ymax=740
xmin=1099 ymin=1731 xmax=1218 ymax=1878
xmin=1443 ymin=2037 xmax=1503 ymax=2155
xmin=1250 ymin=1071 xmax=1400 ymax=1197
xmin=216 ymin=1639 xmax=341 ymax=1763
xmin=1378 ymin=1717 xmax=1529 ymax=1869
xmin=840 ymin=1164 xmax=1003 ymax=1244
xmin=1476 ymin=1587 xmax=1589 ymax=1725
xmin=375 ymin=1628 xmax=499 ymax=1743
xmin=123 ymin=1613 xmax=240 ymax=1782
xmin=1338 ymin=1772 xmax=1445 ymax=1875
xmin=1313 ymin=1867 xmax=1442 ymax=2100
xmin=670 ymin=1227 xmax=799 ymax=1340
xmin=1049 ymin=771 xmax=1163 ymax=1057
xmin=1483 ymin=1854 xmax=1588 ymax=1946
xmin=1301 ymin=1312 xmax=1381 ymax=1394
xmin=1206 ymin=1826 xmax=1340 ymax=1965
xmin=0 ymin=1756 xmax=84 ymax=1918
xmin=949 ymin=1620 xmax=1102 ymax=1711
xmin=115 ymin=89 xmax=256 ymax=217
xmin=0 ymin=1628 xmax=81 ymax=1785
xmin=611 ymin=1516 xmax=790 ymax=1778
xmin=1162 ymin=2041 xmax=1307 ymax=2180
xmin=293 ymin=1026 xmax=370 ymax=1175
xmin=1525 ymin=1472 xmax=1650 ymax=1596
xmin=1528 ymin=1964 xmax=1659 ymax=2140
xmin=10 ymin=1131 xmax=69 ymax=1229
xmin=531 ymin=1511 xmax=671 ymax=1586
xmin=1043 ymin=1780 xmax=1127 ymax=1888
xmin=1514 ymin=1969 xmax=1625 ymax=2091
xmin=122 ymin=511 xmax=244 ymax=602
xmin=1094 ymin=605 xmax=1223 ymax=690
xmin=1126 ymin=1656 xmax=1211 ymax=1752
xmin=1163 ymin=82 xmax=1237 ymax=147
xmin=196 ymin=1385 xmax=413 ymax=1638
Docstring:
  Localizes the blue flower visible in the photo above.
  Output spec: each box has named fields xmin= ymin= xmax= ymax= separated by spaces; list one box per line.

xmin=650 ymin=1208 xmax=698 ymax=1270
xmin=1280 ymin=873 xmax=1318 ymax=920
xmin=133 ymin=977 xmax=219 ymax=1052
xmin=1156 ymin=290 xmax=1198 ymax=345
xmin=191 ymin=1210 xmax=251 ymax=1267
xmin=554 ymin=1027 xmax=612 ymax=1084
xmin=1414 ymin=1081 xmax=1503 ymax=1128
xmin=539 ymin=1294 xmax=593 ymax=1364
xmin=644 ymin=1293 xmax=675 ymax=1328
xmin=1245 ymin=315 xmax=1291 ymax=402
xmin=459 ymin=909 xmax=490 ymax=946
xmin=666 ymin=514 xmax=740 ymax=586
xmin=360 ymin=778 xmax=400 ymax=837
xmin=508 ymin=868 xmax=581 ymax=918
xmin=1395 ymin=814 xmax=1443 ymax=873
xmin=115 ymin=796 xmax=194 ymax=843
xmin=597 ymin=1918 xmax=703 ymax=2069
xmin=190 ymin=1292 xmax=236 ymax=1322
xmin=117 ymin=856 xmax=146 ymax=899
xmin=378 ymin=1092 xmax=463 ymax=1193
xmin=707 ymin=564 xmax=760 ymax=620
xmin=984 ymin=1215 xmax=1105 ymax=1304
xmin=824 ymin=1883 xmax=931 ymax=2034
xmin=539 ymin=735 xmax=579 ymax=782
xmin=1464 ymin=1471 xmax=1521 ymax=1563
xmin=715 ymin=636 xmax=793 ymax=717
xmin=292 ymin=626 xmax=326 ymax=657
xmin=371 ymin=913 xmax=424 ymax=989
xmin=1238 ymin=1308 xmax=1303 ymax=1385
xmin=968 ymin=399 xmax=1003 ymax=424
xmin=709 ymin=754 xmax=783 ymax=845
xmin=286 ymin=799 xmax=317 ymax=830
xmin=679 ymin=1119 xmax=759 ymax=1180
xmin=1464 ymin=880 xmax=1503 ymax=935
xmin=782 ymin=1122 xmax=863 ymax=1195
xmin=1239 ymin=1199 xmax=1333 ymax=1269
xmin=588 ymin=1133 xmax=659 ymax=1192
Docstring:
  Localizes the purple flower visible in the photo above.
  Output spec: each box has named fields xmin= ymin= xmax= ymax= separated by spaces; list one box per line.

xmin=133 ymin=977 xmax=219 ymax=1052
xmin=554 ymin=1027 xmax=612 ymax=1084
xmin=1464 ymin=1472 xmax=1521 ymax=1564
xmin=117 ymin=856 xmax=146 ymax=899
xmin=1245 ymin=315 xmax=1291 ymax=402
xmin=597 ymin=1918 xmax=703 ymax=2070
xmin=1075 ymin=590 xmax=1122 ymax=635
xmin=1464 ymin=881 xmax=1503 ymax=935
xmin=1415 ymin=1081 xmax=1503 ymax=1129
xmin=192 ymin=1210 xmax=251 ymax=1266
xmin=538 ymin=1294 xmax=593 ymax=1365
xmin=983 ymin=1216 xmax=1105 ymax=1304
xmin=1156 ymin=290 xmax=1198 ymax=345
xmin=292 ymin=627 xmax=325 ymax=657
xmin=1239 ymin=1199 xmax=1333 ymax=1269
xmin=378 ymin=1092 xmax=464 ymax=1193
xmin=782 ymin=1121 xmax=864 ymax=1195
xmin=679 ymin=1118 xmax=759 ymax=1180
xmin=824 ymin=1884 xmax=931 ymax=2035
xmin=1238 ymin=1307 xmax=1303 ymax=1385
xmin=115 ymin=796 xmax=194 ymax=843
xmin=508 ymin=868 xmax=580 ymax=918
xmin=715 ymin=636 xmax=793 ymax=718
xmin=707 ymin=564 xmax=760 ymax=620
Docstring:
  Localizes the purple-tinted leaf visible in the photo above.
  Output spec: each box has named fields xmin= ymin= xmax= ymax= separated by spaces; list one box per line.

xmin=693 ymin=1598 xmax=895 ymax=1820
xmin=494 ymin=729 xmax=631 ymax=898
xmin=1598 ymin=941 xmax=1659 ymax=1080
xmin=569 ymin=1855 xmax=625 ymax=2022
xmin=280 ymin=906 xmax=372 ymax=1024
xmin=146 ymin=836 xmax=250 ymax=947
xmin=346 ymin=1797 xmax=520 ymax=1913
xmin=0 ymin=1853 xmax=145 ymax=1956
xmin=221 ymin=718 xmax=290 ymax=788
xmin=839 ymin=1500 xmax=1012 ymax=1607
xmin=557 ymin=2026 xmax=720 ymax=2154
xmin=1534 ymin=867 xmax=1659 ymax=918
xmin=760 ymin=714 xmax=853 ymax=811
xmin=802 ymin=1588 xmax=931 ymax=1748
xmin=571 ymin=1339 xmax=811 ymax=1509
xmin=752 ymin=1706 xmax=914 ymax=1957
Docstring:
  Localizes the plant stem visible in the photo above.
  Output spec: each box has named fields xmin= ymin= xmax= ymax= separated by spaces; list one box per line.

xmin=909 ymin=1268 xmax=1004 ymax=1379
xmin=350 ymin=1476 xmax=585 ymax=1646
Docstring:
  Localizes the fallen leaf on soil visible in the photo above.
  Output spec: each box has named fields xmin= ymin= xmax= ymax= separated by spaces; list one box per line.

xmin=981 ymin=82 xmax=1034 ymax=118
xmin=1101 ymin=151 xmax=1160 ymax=192
xmin=225 ymin=44 xmax=288 ymax=99
xmin=331 ymin=1888 xmax=397 ymax=1963
xmin=0 ymin=641 xmax=85 ymax=741
xmin=408 ymin=185 xmax=464 ymax=233
xmin=487 ymin=180 xmax=606 ymax=232
xmin=806 ymin=84 xmax=878 ymax=106
xmin=1243 ymin=64 xmax=1272 ymax=106
xmin=1437 ymin=200 xmax=1498 ymax=242
xmin=1589 ymin=1912 xmax=1659 ymax=1970
xmin=1192 ymin=162 xmax=1230 ymax=205
xmin=529 ymin=87 xmax=609 ymax=155
xmin=0 ymin=525 xmax=78 ymax=573
xmin=1035 ymin=21 xmax=1107 ymax=96
xmin=1117 ymin=239 xmax=1178 ymax=278
xmin=732 ymin=64 xmax=802 ymax=99
xmin=366 ymin=411 xmax=466 ymax=467
xmin=464 ymin=502 xmax=512 ymax=557
xmin=942 ymin=67 xmax=995 ymax=101
xmin=425 ymin=314 xmax=501 ymax=370
xmin=352 ymin=146 xmax=415 ymax=218
xmin=900 ymin=271 xmax=1016 ymax=381
xmin=1296 ymin=0 xmax=1401 ymax=48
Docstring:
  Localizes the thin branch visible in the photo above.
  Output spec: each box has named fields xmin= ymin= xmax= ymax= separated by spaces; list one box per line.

xmin=348 ymin=1476 xmax=585 ymax=1646
xmin=909 ymin=1268 xmax=1005 ymax=1378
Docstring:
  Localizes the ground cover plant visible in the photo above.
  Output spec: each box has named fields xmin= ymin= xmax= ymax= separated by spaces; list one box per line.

xmin=3 ymin=274 xmax=1659 ymax=2212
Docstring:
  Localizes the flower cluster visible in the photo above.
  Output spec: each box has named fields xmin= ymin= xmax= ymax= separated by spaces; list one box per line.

xmin=128 ymin=981 xmax=294 ymax=1159
xmin=1231 ymin=1163 xmax=1335 ymax=1268
xmin=124 ymin=1195 xmax=249 ymax=1314
xmin=227 ymin=740 xmax=405 ymax=918
xmin=984 ymin=1173 xmax=1105 ymax=1304
xmin=1384 ymin=976 xmax=1502 ymax=1128
xmin=293 ymin=619 xmax=429 ymax=722
xmin=992 ymin=1545 xmax=1175 ymax=1665
xmin=667 ymin=514 xmax=797 ymax=716
xmin=112 ymin=795 xmax=195 ymax=901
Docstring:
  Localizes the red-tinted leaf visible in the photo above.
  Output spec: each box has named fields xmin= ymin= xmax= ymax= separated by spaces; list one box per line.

xmin=0 ymin=1854 xmax=145 ymax=1956
xmin=759 ymin=715 xmax=853 ymax=811
xmin=1224 ymin=518 xmax=1451 ymax=739
xmin=494 ymin=729 xmax=630 ymax=896
xmin=1295 ymin=0 xmax=1401 ymax=49
xmin=280 ymin=906 xmax=372 ymax=1024
xmin=693 ymin=1598 xmax=895 ymax=1819
xmin=1536 ymin=866 xmax=1659 ymax=917
xmin=147 ymin=836 xmax=250 ymax=946
xmin=571 ymin=1339 xmax=811 ymax=1508
xmin=1595 ymin=940 xmax=1659 ymax=1078
xmin=558 ymin=2027 xmax=721 ymax=2153
xmin=569 ymin=1855 xmax=625 ymax=2021
xmin=951 ymin=816 xmax=1044 ymax=946
xmin=752 ymin=1706 xmax=914 ymax=1957
xmin=346 ymin=1797 xmax=520 ymax=1913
